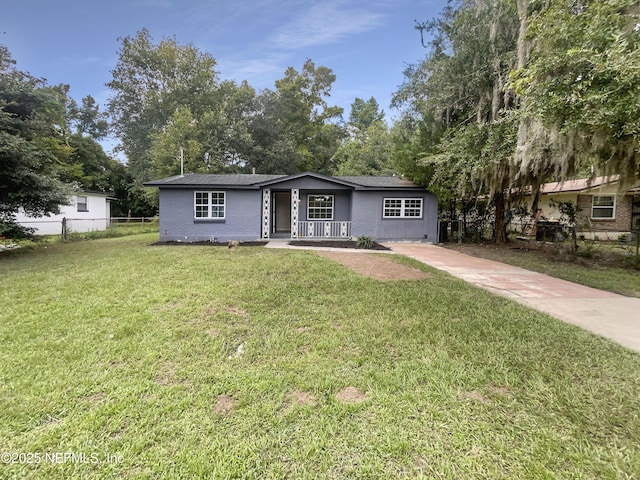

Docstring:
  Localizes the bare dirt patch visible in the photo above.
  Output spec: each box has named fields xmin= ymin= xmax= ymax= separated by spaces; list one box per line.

xmin=487 ymin=385 xmax=511 ymax=397
xmin=335 ymin=386 xmax=367 ymax=404
xmin=206 ymin=328 xmax=220 ymax=339
xmin=225 ymin=305 xmax=250 ymax=320
xmin=155 ymin=361 xmax=177 ymax=386
xmin=80 ymin=392 xmax=107 ymax=405
xmin=155 ymin=361 xmax=191 ymax=388
xmin=284 ymin=390 xmax=317 ymax=408
xmin=198 ymin=303 xmax=250 ymax=322
xmin=214 ymin=394 xmax=237 ymax=415
xmin=315 ymin=251 xmax=429 ymax=281
xmin=459 ymin=390 xmax=491 ymax=404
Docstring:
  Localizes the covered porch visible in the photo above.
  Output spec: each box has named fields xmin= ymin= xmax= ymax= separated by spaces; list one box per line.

xmin=261 ymin=187 xmax=353 ymax=240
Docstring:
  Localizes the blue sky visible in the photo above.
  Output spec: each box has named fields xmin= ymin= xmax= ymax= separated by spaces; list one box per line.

xmin=3 ymin=0 xmax=438 ymax=124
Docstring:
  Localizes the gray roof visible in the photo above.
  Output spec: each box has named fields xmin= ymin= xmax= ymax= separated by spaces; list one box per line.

xmin=145 ymin=174 xmax=284 ymax=187
xmin=144 ymin=172 xmax=424 ymax=190
xmin=335 ymin=176 xmax=419 ymax=188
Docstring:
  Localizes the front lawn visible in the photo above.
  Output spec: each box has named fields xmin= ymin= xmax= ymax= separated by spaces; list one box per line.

xmin=1 ymin=235 xmax=639 ymax=479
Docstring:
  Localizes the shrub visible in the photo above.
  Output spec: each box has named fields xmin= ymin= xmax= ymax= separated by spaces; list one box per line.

xmin=356 ymin=236 xmax=374 ymax=249
xmin=622 ymin=255 xmax=640 ymax=270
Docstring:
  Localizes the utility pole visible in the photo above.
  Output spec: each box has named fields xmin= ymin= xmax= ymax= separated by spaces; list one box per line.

xmin=179 ymin=147 xmax=184 ymax=175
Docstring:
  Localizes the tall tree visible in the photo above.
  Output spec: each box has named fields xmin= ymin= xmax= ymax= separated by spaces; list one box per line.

xmin=511 ymin=0 xmax=640 ymax=185
xmin=348 ymin=97 xmax=385 ymax=132
xmin=335 ymin=97 xmax=393 ymax=176
xmin=247 ymin=59 xmax=344 ymax=174
xmin=107 ymin=29 xmax=220 ymax=181
xmin=246 ymin=89 xmax=301 ymax=174
xmin=0 ymin=45 xmax=71 ymax=237
xmin=394 ymin=0 xmax=520 ymax=243
xmin=70 ymin=95 xmax=109 ymax=139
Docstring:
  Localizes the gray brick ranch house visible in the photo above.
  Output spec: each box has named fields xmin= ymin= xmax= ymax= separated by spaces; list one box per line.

xmin=145 ymin=171 xmax=438 ymax=243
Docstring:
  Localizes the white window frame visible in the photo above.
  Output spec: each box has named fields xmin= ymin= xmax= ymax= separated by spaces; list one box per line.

xmin=383 ymin=198 xmax=423 ymax=218
xmin=77 ymin=195 xmax=88 ymax=212
xmin=194 ymin=191 xmax=226 ymax=219
xmin=591 ymin=195 xmax=615 ymax=220
xmin=307 ymin=195 xmax=334 ymax=220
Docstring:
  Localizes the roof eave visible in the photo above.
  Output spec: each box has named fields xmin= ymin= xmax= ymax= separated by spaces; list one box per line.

xmin=144 ymin=182 xmax=262 ymax=189
xmin=254 ymin=171 xmax=360 ymax=188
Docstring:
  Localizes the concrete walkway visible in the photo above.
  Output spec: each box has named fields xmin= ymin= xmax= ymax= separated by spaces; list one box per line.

xmin=388 ymin=243 xmax=640 ymax=352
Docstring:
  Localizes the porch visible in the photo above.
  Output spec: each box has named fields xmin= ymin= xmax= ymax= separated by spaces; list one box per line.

xmin=262 ymin=187 xmax=353 ymax=240
xmin=296 ymin=220 xmax=352 ymax=239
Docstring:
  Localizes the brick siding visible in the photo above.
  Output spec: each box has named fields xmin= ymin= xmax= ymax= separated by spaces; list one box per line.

xmin=577 ymin=194 xmax=633 ymax=231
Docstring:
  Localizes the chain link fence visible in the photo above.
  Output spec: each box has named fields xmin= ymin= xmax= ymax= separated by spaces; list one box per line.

xmin=16 ymin=217 xmax=158 ymax=241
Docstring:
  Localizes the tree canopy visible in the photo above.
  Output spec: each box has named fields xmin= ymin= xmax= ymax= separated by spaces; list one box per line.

xmin=394 ymin=0 xmax=521 ymax=242
xmin=334 ymin=97 xmax=394 ymax=176
xmin=5 ymin=3 xmax=638 ymax=241
xmin=0 ymin=46 xmax=72 ymax=237
xmin=107 ymin=28 xmax=221 ymax=181
xmin=511 ymin=0 xmax=640 ymax=185
xmin=393 ymin=0 xmax=640 ymax=243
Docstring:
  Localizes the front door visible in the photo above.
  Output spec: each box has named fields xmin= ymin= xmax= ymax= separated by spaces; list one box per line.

xmin=273 ymin=192 xmax=291 ymax=233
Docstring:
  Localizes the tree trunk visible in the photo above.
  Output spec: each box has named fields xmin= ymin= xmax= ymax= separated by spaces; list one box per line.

xmin=530 ymin=183 xmax=540 ymax=214
xmin=494 ymin=191 xmax=508 ymax=244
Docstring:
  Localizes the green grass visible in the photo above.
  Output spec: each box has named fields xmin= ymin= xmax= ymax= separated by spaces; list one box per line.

xmin=1 ymin=234 xmax=639 ymax=479
xmin=447 ymin=242 xmax=640 ymax=298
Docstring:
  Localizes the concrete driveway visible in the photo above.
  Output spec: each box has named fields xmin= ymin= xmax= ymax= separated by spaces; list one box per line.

xmin=388 ymin=243 xmax=640 ymax=352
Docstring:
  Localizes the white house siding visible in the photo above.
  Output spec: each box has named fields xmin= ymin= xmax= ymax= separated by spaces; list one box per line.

xmin=15 ymin=193 xmax=112 ymax=235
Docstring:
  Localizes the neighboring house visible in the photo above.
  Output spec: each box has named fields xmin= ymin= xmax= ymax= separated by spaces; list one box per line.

xmin=144 ymin=172 xmax=438 ymax=243
xmin=15 ymin=192 xmax=115 ymax=235
xmin=515 ymin=176 xmax=640 ymax=236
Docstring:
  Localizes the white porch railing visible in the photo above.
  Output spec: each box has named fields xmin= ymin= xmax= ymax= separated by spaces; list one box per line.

xmin=297 ymin=221 xmax=351 ymax=238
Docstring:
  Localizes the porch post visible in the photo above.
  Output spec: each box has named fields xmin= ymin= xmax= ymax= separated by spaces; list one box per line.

xmin=291 ymin=188 xmax=299 ymax=238
xmin=261 ymin=188 xmax=271 ymax=239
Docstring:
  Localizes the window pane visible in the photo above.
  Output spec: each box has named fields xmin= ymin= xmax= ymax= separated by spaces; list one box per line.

xmin=593 ymin=196 xmax=614 ymax=207
xmin=308 ymin=195 xmax=333 ymax=219
xmin=211 ymin=192 xmax=224 ymax=205
xmin=384 ymin=208 xmax=401 ymax=217
xmin=403 ymin=199 xmax=422 ymax=217
xmin=384 ymin=198 xmax=422 ymax=218
xmin=77 ymin=196 xmax=88 ymax=212
xmin=211 ymin=206 xmax=224 ymax=217
xmin=592 ymin=208 xmax=614 ymax=218
xmin=195 ymin=205 xmax=208 ymax=217
xmin=195 ymin=191 xmax=224 ymax=218
xmin=383 ymin=199 xmax=402 ymax=217
xmin=195 ymin=192 xmax=208 ymax=204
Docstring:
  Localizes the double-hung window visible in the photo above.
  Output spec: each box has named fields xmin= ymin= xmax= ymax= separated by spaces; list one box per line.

xmin=77 ymin=195 xmax=88 ymax=212
xmin=591 ymin=195 xmax=615 ymax=219
xmin=194 ymin=191 xmax=225 ymax=219
xmin=307 ymin=195 xmax=334 ymax=220
xmin=383 ymin=198 xmax=423 ymax=218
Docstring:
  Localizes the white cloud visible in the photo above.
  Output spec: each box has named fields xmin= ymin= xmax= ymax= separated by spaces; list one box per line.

xmin=270 ymin=1 xmax=386 ymax=49
xmin=220 ymin=55 xmax=286 ymax=86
